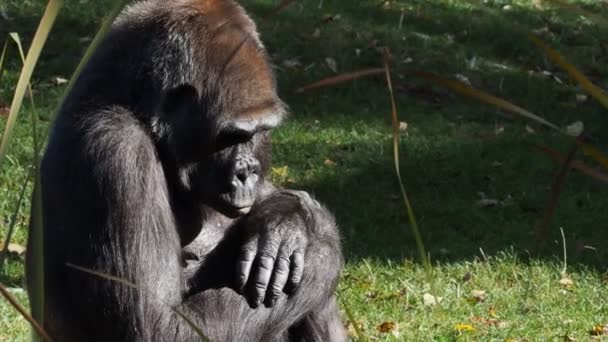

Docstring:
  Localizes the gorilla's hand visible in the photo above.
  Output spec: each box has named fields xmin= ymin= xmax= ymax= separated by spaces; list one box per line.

xmin=236 ymin=190 xmax=318 ymax=308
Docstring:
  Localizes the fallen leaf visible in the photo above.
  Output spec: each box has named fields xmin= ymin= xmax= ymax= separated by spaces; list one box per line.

xmin=282 ymin=58 xmax=302 ymax=69
xmin=0 ymin=241 xmax=26 ymax=256
xmin=324 ymin=158 xmax=336 ymax=167
xmin=559 ymin=277 xmax=574 ymax=287
xmin=565 ymin=121 xmax=584 ymax=137
xmin=476 ymin=198 xmax=500 ymax=207
xmin=312 ymin=28 xmax=321 ymax=38
xmin=398 ymin=121 xmax=408 ymax=131
xmin=325 ymin=57 xmax=338 ymax=73
xmin=377 ymin=321 xmax=396 ymax=333
xmin=454 ymin=323 xmax=476 ymax=332
xmin=271 ymin=166 xmax=289 ymax=182
xmin=590 ymin=324 xmax=608 ymax=336
xmin=52 ymin=76 xmax=68 ymax=85
xmin=471 ymin=290 xmax=487 ymax=303
xmin=525 ymin=125 xmax=535 ymax=134
xmin=422 ymin=293 xmax=441 ymax=306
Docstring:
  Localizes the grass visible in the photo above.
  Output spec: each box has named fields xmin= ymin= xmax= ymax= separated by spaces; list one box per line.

xmin=1 ymin=0 xmax=608 ymax=340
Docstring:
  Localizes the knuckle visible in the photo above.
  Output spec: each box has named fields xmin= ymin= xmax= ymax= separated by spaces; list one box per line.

xmin=255 ymin=281 xmax=268 ymax=290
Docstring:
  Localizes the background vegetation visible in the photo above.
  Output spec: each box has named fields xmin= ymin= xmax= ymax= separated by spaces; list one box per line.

xmin=1 ymin=0 xmax=607 ymax=340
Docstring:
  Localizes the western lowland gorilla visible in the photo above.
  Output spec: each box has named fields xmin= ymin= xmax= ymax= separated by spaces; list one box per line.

xmin=25 ymin=0 xmax=346 ymax=341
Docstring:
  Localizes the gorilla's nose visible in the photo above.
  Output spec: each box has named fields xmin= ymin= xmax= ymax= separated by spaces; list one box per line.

xmin=233 ymin=159 xmax=260 ymax=186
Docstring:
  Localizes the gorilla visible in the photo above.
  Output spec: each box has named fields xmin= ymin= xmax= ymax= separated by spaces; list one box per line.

xmin=25 ymin=0 xmax=346 ymax=341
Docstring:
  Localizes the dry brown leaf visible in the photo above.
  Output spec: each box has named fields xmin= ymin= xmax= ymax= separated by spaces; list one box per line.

xmin=377 ymin=321 xmax=396 ymax=333
xmin=398 ymin=121 xmax=408 ymax=131
xmin=324 ymin=158 xmax=336 ymax=167
xmin=422 ymin=293 xmax=441 ymax=306
xmin=590 ymin=324 xmax=608 ymax=336
xmin=471 ymin=289 xmax=487 ymax=303
xmin=0 ymin=241 xmax=26 ymax=256
xmin=559 ymin=277 xmax=574 ymax=287
xmin=282 ymin=58 xmax=302 ymax=69
xmin=294 ymin=68 xmax=384 ymax=94
xmin=325 ymin=57 xmax=338 ymax=73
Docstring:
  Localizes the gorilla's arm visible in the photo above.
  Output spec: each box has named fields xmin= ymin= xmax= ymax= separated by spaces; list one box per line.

xmin=185 ymin=185 xmax=345 ymax=341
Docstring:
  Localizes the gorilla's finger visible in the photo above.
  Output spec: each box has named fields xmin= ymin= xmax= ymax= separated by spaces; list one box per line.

xmin=265 ymin=248 xmax=291 ymax=307
xmin=237 ymin=244 xmax=257 ymax=292
xmin=251 ymin=252 xmax=276 ymax=308
xmin=287 ymin=250 xmax=304 ymax=291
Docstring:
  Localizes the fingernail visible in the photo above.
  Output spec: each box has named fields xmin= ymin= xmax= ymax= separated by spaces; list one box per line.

xmin=256 ymin=298 xmax=262 ymax=308
xmin=269 ymin=296 xmax=277 ymax=307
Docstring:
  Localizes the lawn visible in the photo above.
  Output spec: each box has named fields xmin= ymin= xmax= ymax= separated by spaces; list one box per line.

xmin=1 ymin=0 xmax=608 ymax=340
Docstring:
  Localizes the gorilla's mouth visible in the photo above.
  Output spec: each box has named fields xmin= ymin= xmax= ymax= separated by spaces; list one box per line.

xmin=213 ymin=194 xmax=254 ymax=218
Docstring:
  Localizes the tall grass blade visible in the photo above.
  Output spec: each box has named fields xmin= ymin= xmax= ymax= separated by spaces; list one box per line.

xmin=0 ymin=0 xmax=62 ymax=168
xmin=530 ymin=35 xmax=608 ymax=110
xmin=533 ymin=143 xmax=608 ymax=183
xmin=263 ymin=0 xmax=295 ymax=19
xmin=575 ymin=140 xmax=608 ymax=170
xmin=339 ymin=294 xmax=366 ymax=341
xmin=294 ymin=68 xmax=384 ymax=94
xmin=9 ymin=33 xmax=39 ymax=154
xmin=0 ymin=39 xmax=8 ymax=83
xmin=29 ymin=177 xmax=44 ymax=342
xmin=535 ymin=145 xmax=577 ymax=251
xmin=415 ymin=71 xmax=561 ymax=131
xmin=0 ymin=283 xmax=53 ymax=342
xmin=172 ymin=308 xmax=212 ymax=342
xmin=383 ymin=50 xmax=431 ymax=276
xmin=0 ymin=166 xmax=34 ymax=272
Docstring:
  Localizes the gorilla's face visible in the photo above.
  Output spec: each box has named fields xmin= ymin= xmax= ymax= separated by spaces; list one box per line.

xmin=155 ymin=84 xmax=282 ymax=218
xmin=196 ymin=129 xmax=265 ymax=218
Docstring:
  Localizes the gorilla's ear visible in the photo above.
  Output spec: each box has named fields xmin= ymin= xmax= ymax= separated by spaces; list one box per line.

xmin=160 ymin=84 xmax=199 ymax=116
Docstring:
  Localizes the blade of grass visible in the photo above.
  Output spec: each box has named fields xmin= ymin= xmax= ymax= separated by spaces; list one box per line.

xmin=534 ymin=144 xmax=578 ymax=251
xmin=66 ymin=263 xmax=211 ymax=341
xmin=9 ymin=32 xmax=40 ymax=155
xmin=575 ymin=139 xmax=608 ymax=170
xmin=339 ymin=294 xmax=366 ymax=342
xmin=0 ymin=39 xmax=8 ymax=83
xmin=0 ymin=283 xmax=54 ymax=342
xmin=530 ymin=35 xmax=608 ymax=110
xmin=416 ymin=71 xmax=608 ymax=172
xmin=172 ymin=308 xmax=212 ymax=342
xmin=532 ymin=143 xmax=608 ymax=183
xmin=415 ymin=71 xmax=561 ymax=131
xmin=383 ymin=50 xmax=431 ymax=276
xmin=0 ymin=166 xmax=35 ymax=272
xmin=0 ymin=0 xmax=62 ymax=168
xmin=263 ymin=0 xmax=295 ymax=19
xmin=294 ymin=68 xmax=385 ymax=94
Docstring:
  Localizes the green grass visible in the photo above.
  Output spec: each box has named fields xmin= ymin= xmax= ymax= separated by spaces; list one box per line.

xmin=2 ymin=0 xmax=608 ymax=340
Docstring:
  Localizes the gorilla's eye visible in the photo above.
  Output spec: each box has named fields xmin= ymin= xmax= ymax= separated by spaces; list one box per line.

xmin=216 ymin=129 xmax=253 ymax=148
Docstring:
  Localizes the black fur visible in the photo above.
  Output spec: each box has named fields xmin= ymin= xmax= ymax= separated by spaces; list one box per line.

xmin=26 ymin=1 xmax=346 ymax=341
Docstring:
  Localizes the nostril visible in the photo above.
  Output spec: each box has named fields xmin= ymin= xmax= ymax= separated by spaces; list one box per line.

xmin=236 ymin=171 xmax=248 ymax=184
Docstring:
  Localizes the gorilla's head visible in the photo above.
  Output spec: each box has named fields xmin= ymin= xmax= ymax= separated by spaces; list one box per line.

xmin=151 ymin=19 xmax=285 ymax=218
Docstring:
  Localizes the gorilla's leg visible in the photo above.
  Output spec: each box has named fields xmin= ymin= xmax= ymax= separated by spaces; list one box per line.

xmin=289 ymin=296 xmax=347 ymax=342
